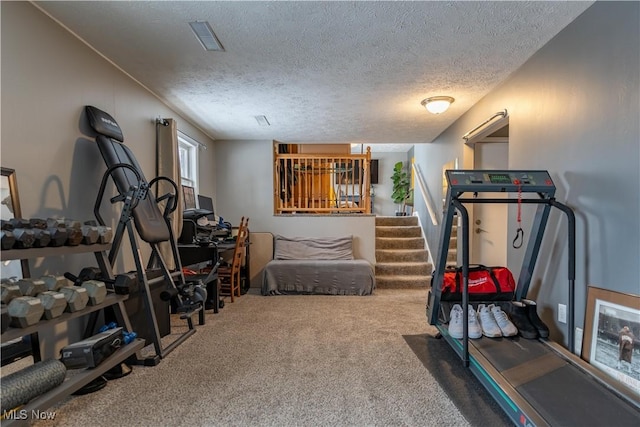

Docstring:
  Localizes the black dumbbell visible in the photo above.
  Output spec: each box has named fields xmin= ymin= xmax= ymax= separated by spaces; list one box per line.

xmin=46 ymin=218 xmax=69 ymax=247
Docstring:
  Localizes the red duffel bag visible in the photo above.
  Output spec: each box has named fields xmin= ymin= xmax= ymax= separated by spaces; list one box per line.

xmin=440 ymin=264 xmax=516 ymax=301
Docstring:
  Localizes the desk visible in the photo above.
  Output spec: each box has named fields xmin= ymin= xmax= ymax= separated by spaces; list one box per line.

xmin=178 ymin=239 xmax=251 ymax=311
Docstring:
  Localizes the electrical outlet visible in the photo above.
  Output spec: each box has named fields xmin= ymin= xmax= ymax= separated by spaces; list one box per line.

xmin=558 ymin=303 xmax=567 ymax=323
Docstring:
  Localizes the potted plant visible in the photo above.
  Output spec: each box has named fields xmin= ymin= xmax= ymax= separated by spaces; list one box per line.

xmin=391 ymin=161 xmax=410 ymax=215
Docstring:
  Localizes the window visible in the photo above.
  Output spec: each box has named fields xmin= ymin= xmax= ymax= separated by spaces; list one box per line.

xmin=178 ymin=132 xmax=200 ymax=196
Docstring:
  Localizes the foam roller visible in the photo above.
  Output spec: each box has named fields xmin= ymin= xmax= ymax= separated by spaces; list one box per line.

xmin=0 ymin=359 xmax=67 ymax=412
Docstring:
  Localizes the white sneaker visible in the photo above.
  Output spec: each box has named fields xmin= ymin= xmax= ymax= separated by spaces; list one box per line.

xmin=448 ymin=304 xmax=463 ymax=339
xmin=490 ymin=304 xmax=518 ymax=337
xmin=467 ymin=306 xmax=483 ymax=339
xmin=477 ymin=304 xmax=502 ymax=338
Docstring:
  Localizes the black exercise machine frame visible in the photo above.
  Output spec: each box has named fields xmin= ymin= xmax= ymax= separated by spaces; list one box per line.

xmin=427 ymin=170 xmax=640 ymax=426
xmin=428 ymin=170 xmax=576 ymax=362
xmin=93 ymin=163 xmax=204 ymax=365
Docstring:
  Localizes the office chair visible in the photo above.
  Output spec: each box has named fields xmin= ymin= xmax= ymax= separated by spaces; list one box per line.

xmin=85 ymin=105 xmax=205 ymax=364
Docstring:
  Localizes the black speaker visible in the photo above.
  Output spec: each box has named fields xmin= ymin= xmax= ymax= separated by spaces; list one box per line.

xmin=370 ymin=159 xmax=379 ymax=184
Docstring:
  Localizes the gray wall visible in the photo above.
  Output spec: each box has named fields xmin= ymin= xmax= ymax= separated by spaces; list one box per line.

xmin=1 ymin=1 xmax=216 ymax=279
xmin=371 ymin=151 xmax=412 ymax=216
xmin=414 ymin=2 xmax=639 ymax=347
xmin=213 ymin=139 xmax=376 ymax=268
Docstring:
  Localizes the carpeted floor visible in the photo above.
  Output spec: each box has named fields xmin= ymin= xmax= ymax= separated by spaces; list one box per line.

xmin=20 ymin=289 xmax=512 ymax=426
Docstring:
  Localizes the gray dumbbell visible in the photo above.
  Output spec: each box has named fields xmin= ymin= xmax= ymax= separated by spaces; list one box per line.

xmin=3 ymin=219 xmax=35 ymax=249
xmin=1 ymin=229 xmax=16 ymax=250
xmin=38 ymin=291 xmax=67 ymax=320
xmin=59 ymin=286 xmax=88 ymax=312
xmin=16 ymin=278 xmax=47 ymax=297
xmin=26 ymin=218 xmax=52 ymax=248
xmin=96 ymin=226 xmax=113 ymax=244
xmin=63 ymin=220 xmax=83 ymax=246
xmin=41 ymin=275 xmax=68 ymax=292
xmin=1 ymin=284 xmax=22 ymax=304
xmin=8 ymin=296 xmax=44 ymax=327
xmin=80 ymin=225 xmax=99 ymax=245
xmin=80 ymin=280 xmax=107 ymax=305
xmin=46 ymin=218 xmax=69 ymax=247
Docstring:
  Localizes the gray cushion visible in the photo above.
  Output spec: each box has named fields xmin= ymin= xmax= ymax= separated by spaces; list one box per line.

xmin=273 ymin=235 xmax=354 ymax=260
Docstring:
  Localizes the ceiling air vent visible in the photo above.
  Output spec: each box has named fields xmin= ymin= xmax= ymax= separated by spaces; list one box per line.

xmin=255 ymin=115 xmax=271 ymax=126
xmin=189 ymin=21 xmax=225 ymax=52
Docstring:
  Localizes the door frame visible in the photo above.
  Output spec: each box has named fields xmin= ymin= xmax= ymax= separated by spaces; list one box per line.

xmin=461 ymin=113 xmax=510 ymax=265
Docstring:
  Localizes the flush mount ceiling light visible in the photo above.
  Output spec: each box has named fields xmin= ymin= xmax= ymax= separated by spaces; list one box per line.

xmin=189 ymin=21 xmax=225 ymax=52
xmin=421 ymin=96 xmax=455 ymax=114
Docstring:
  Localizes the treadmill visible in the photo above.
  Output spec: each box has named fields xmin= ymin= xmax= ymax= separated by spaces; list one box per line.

xmin=426 ymin=170 xmax=640 ymax=426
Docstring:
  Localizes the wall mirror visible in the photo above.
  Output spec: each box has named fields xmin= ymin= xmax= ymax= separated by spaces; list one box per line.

xmin=1 ymin=167 xmax=30 ymax=278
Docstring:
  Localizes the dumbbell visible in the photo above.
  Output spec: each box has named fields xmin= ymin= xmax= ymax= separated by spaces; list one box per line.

xmin=1 ymin=283 xmax=22 ymax=304
xmin=64 ymin=271 xmax=107 ymax=305
xmin=96 ymin=226 xmax=113 ymax=244
xmin=1 ymin=228 xmax=16 ymax=250
xmin=59 ymin=286 xmax=89 ymax=312
xmin=80 ymin=224 xmax=99 ymax=245
xmin=8 ymin=296 xmax=44 ymax=327
xmin=38 ymin=291 xmax=67 ymax=320
xmin=41 ymin=275 xmax=68 ymax=292
xmin=15 ymin=278 xmax=47 ymax=297
xmin=80 ymin=280 xmax=107 ymax=305
xmin=14 ymin=278 xmax=67 ymax=320
xmin=84 ymin=220 xmax=113 ymax=245
xmin=64 ymin=220 xmax=83 ymax=246
xmin=45 ymin=218 xmax=69 ymax=247
xmin=99 ymin=322 xmax=138 ymax=345
xmin=29 ymin=218 xmax=52 ymax=248
xmin=2 ymin=219 xmax=35 ymax=249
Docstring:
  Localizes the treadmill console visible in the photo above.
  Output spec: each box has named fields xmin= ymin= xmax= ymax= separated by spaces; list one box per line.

xmin=446 ymin=170 xmax=555 ymax=193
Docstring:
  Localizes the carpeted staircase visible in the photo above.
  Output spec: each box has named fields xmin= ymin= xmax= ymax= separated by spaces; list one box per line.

xmin=375 ymin=216 xmax=432 ymax=288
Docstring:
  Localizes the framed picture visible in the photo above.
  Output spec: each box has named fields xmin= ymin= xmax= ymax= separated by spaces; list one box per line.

xmin=582 ymin=285 xmax=640 ymax=397
xmin=1 ymin=167 xmax=30 ymax=278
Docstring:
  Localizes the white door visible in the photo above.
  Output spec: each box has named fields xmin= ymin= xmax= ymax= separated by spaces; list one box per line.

xmin=471 ymin=142 xmax=509 ymax=266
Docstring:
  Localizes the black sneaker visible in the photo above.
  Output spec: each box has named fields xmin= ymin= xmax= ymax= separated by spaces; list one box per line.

xmin=507 ymin=301 xmax=538 ymax=339
xmin=521 ymin=298 xmax=550 ymax=338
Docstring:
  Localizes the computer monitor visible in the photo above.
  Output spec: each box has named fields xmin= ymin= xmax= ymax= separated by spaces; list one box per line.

xmin=197 ymin=195 xmax=215 ymax=221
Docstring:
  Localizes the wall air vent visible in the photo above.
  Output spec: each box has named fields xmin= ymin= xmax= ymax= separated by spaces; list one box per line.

xmin=189 ymin=21 xmax=225 ymax=52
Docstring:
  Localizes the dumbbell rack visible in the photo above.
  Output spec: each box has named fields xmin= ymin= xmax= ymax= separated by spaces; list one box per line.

xmin=0 ymin=244 xmax=145 ymax=424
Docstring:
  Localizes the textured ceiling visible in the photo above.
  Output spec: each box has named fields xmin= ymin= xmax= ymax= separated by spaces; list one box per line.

xmin=34 ymin=1 xmax=593 ymax=144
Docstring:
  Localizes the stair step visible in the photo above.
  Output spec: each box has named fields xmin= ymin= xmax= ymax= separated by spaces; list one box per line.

xmin=376 ymin=249 xmax=428 ymax=263
xmin=376 ymin=275 xmax=431 ymax=289
xmin=375 ymin=216 xmax=418 ymax=227
xmin=375 ymin=225 xmax=422 ymax=238
xmin=375 ymin=262 xmax=433 ymax=276
xmin=376 ymin=237 xmax=424 ymax=250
